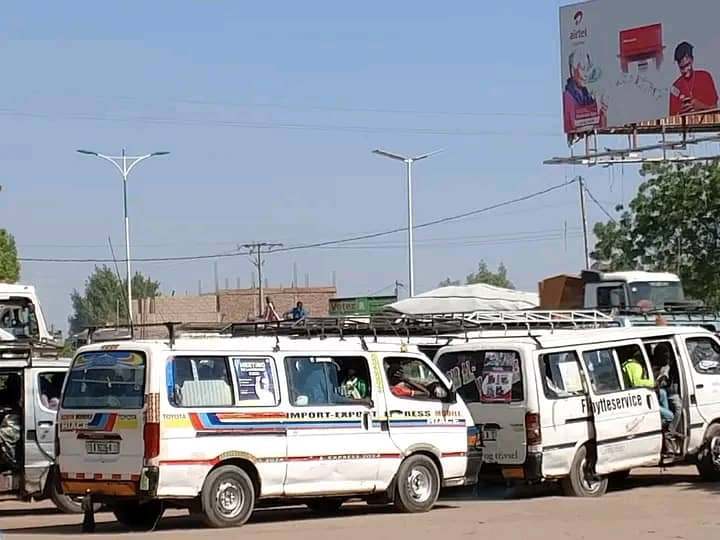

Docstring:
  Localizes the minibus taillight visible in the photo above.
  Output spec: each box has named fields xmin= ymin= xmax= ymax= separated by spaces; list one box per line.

xmin=143 ymin=422 xmax=160 ymax=459
xmin=525 ymin=412 xmax=542 ymax=446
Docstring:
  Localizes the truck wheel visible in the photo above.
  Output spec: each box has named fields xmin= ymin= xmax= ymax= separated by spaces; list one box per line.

xmin=47 ymin=473 xmax=100 ymax=514
xmin=306 ymin=497 xmax=346 ymax=515
xmin=393 ymin=455 xmax=441 ymax=513
xmin=560 ymin=445 xmax=608 ymax=497
xmin=112 ymin=500 xmax=164 ymax=531
xmin=696 ymin=424 xmax=720 ymax=481
xmin=200 ymin=465 xmax=255 ymax=528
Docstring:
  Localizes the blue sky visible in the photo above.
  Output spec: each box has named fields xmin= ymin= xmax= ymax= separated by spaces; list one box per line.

xmin=2 ymin=1 xmax=647 ymax=331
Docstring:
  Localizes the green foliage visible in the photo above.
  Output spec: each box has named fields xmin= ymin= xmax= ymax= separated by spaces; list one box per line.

xmin=0 ymin=229 xmax=20 ymax=283
xmin=439 ymin=260 xmax=515 ymax=289
xmin=592 ymin=162 xmax=720 ymax=307
xmin=69 ymin=266 xmax=160 ymax=334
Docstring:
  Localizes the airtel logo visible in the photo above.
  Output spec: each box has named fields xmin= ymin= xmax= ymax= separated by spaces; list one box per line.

xmin=570 ymin=10 xmax=587 ymax=40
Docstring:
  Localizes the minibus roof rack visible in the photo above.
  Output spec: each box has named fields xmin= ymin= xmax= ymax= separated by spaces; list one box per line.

xmin=81 ymin=310 xmax=618 ymax=345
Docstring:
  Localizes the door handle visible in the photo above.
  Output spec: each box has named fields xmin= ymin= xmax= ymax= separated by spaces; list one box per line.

xmin=696 ymin=384 xmax=705 ymax=389
xmin=38 ymin=421 xmax=53 ymax=428
xmin=389 ymin=410 xmax=402 ymax=416
xmin=646 ymin=394 xmax=652 ymax=410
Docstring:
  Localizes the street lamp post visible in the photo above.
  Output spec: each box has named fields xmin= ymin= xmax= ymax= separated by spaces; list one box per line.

xmin=373 ymin=148 xmax=442 ymax=297
xmin=77 ymin=149 xmax=169 ymax=325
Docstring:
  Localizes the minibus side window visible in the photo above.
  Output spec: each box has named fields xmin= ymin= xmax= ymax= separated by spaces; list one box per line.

xmin=582 ymin=349 xmax=623 ymax=394
xmin=384 ymin=357 xmax=448 ymax=402
xmin=285 ymin=356 xmax=372 ymax=407
xmin=38 ymin=372 xmax=66 ymax=411
xmin=540 ymin=351 xmax=587 ymax=399
xmin=168 ymin=356 xmax=234 ymax=408
xmin=686 ymin=337 xmax=720 ymax=375
xmin=232 ymin=357 xmax=280 ymax=407
xmin=435 ymin=350 xmax=523 ymax=403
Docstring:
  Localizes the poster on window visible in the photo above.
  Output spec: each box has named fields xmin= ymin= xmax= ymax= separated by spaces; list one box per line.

xmin=232 ymin=358 xmax=277 ymax=405
xmin=480 ymin=352 xmax=520 ymax=403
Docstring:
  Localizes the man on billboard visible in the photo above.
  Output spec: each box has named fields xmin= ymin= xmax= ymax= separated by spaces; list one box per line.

xmin=669 ymin=42 xmax=718 ymax=116
xmin=563 ymin=46 xmax=607 ymax=133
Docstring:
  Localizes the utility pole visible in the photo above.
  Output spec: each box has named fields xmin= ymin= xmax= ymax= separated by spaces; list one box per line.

xmin=242 ymin=242 xmax=283 ymax=317
xmin=578 ymin=176 xmax=591 ymax=270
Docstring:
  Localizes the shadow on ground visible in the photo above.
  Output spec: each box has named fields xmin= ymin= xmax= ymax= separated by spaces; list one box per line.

xmin=4 ymin=503 xmax=459 ymax=536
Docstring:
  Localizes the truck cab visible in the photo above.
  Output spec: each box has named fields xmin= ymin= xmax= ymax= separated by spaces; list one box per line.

xmin=582 ymin=271 xmax=685 ymax=311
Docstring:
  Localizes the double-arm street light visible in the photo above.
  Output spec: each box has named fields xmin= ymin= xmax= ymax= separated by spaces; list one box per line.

xmin=372 ymin=148 xmax=443 ymax=297
xmin=77 ymin=149 xmax=170 ymax=324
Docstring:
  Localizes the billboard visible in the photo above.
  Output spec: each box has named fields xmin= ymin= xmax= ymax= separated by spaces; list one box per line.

xmin=328 ymin=295 xmax=397 ymax=317
xmin=560 ymin=0 xmax=720 ymax=135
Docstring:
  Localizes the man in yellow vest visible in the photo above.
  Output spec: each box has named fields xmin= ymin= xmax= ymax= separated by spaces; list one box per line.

xmin=621 ymin=356 xmax=673 ymax=426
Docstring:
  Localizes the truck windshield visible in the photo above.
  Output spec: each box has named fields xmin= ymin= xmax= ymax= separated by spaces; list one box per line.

xmin=62 ymin=351 xmax=145 ymax=410
xmin=628 ymin=281 xmax=684 ymax=308
xmin=0 ymin=298 xmax=40 ymax=340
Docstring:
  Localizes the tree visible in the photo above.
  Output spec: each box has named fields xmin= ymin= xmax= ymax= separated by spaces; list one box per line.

xmin=592 ymin=161 xmax=720 ymax=307
xmin=0 ymin=229 xmax=20 ymax=283
xmin=466 ymin=260 xmax=515 ymax=289
xmin=69 ymin=266 xmax=160 ymax=334
xmin=439 ymin=260 xmax=515 ymax=289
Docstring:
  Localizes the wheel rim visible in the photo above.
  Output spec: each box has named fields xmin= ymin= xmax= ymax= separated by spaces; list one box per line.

xmin=580 ymin=455 xmax=601 ymax=493
xmin=407 ymin=466 xmax=433 ymax=503
xmin=710 ymin=436 xmax=720 ymax=468
xmin=215 ymin=480 xmax=245 ymax=519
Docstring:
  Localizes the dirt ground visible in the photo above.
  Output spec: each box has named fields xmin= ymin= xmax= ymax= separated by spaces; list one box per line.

xmin=1 ymin=467 xmax=718 ymax=540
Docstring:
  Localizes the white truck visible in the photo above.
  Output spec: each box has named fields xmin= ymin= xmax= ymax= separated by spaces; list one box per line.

xmin=539 ymin=270 xmax=720 ymax=332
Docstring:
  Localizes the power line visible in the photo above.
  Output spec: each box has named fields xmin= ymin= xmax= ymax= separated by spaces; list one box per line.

xmin=0 ymin=108 xmax=559 ymax=138
xmin=19 ymin=178 xmax=577 ymax=264
xmin=583 ymin=184 xmax=617 ymax=223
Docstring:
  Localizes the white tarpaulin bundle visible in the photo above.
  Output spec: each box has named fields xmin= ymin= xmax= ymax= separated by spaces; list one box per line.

xmin=386 ymin=283 xmax=539 ymax=315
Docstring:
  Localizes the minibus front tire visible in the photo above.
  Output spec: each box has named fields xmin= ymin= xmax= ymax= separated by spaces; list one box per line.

xmin=111 ymin=500 xmax=164 ymax=531
xmin=560 ymin=445 xmax=608 ymax=498
xmin=393 ymin=454 xmax=441 ymax=513
xmin=200 ymin=465 xmax=255 ymax=528
xmin=696 ymin=423 xmax=720 ymax=481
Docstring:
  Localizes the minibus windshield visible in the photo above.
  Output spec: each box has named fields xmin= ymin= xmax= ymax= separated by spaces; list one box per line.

xmin=62 ymin=350 xmax=145 ymax=409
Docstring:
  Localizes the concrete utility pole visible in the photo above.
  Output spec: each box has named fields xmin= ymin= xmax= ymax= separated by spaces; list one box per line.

xmin=241 ymin=242 xmax=283 ymax=317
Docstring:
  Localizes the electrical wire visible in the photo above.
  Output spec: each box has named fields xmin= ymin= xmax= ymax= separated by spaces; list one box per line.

xmin=19 ymin=178 xmax=578 ymax=264
xmin=583 ymin=184 xmax=617 ymax=223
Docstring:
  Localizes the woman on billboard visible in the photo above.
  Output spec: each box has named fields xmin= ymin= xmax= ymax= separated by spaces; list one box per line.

xmin=669 ymin=42 xmax=718 ymax=116
xmin=563 ymin=46 xmax=607 ymax=133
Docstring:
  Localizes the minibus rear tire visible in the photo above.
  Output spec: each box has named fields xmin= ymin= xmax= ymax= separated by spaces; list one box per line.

xmin=393 ymin=454 xmax=441 ymax=513
xmin=200 ymin=465 xmax=255 ymax=528
xmin=560 ymin=445 xmax=608 ymax=497
xmin=696 ymin=424 xmax=720 ymax=482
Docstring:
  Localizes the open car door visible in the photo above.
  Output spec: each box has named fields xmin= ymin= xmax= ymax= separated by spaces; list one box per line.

xmin=578 ymin=342 xmax=662 ymax=475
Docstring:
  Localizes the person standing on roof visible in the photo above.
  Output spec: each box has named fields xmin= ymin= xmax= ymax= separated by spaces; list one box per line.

xmin=262 ymin=297 xmax=280 ymax=322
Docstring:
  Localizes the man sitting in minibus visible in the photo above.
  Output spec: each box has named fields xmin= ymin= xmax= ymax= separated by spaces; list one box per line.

xmin=620 ymin=349 xmax=673 ymax=427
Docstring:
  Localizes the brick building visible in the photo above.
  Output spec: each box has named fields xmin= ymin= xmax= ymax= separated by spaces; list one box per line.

xmin=133 ymin=286 xmax=337 ymax=325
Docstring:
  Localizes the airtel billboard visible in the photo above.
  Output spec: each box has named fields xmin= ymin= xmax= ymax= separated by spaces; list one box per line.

xmin=560 ymin=0 xmax=720 ymax=135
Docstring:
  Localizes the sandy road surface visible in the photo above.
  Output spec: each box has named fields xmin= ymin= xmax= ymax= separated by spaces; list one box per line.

xmin=1 ymin=467 xmax=718 ymax=540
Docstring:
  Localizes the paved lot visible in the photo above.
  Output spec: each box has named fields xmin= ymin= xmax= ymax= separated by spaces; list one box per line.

xmin=1 ymin=467 xmax=719 ymax=540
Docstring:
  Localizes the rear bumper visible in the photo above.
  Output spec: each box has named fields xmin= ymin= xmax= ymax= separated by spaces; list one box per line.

xmin=60 ymin=466 xmax=159 ymax=500
xmin=464 ymin=449 xmax=483 ymax=486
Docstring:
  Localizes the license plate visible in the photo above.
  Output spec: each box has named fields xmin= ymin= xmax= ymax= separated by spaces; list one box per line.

xmin=86 ymin=440 xmax=120 ymax=455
